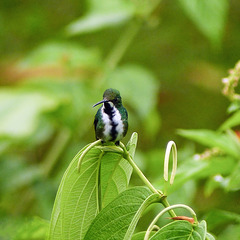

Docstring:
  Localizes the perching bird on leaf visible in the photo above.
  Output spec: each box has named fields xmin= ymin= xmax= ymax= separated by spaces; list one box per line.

xmin=93 ymin=88 xmax=128 ymax=146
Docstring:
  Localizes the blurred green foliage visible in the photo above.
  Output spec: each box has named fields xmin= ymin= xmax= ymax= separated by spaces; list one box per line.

xmin=0 ymin=0 xmax=240 ymax=239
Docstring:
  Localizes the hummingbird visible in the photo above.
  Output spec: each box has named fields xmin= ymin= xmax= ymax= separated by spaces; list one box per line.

xmin=93 ymin=88 xmax=128 ymax=145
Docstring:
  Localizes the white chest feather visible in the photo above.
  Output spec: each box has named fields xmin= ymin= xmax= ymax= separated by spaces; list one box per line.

xmin=101 ymin=104 xmax=124 ymax=141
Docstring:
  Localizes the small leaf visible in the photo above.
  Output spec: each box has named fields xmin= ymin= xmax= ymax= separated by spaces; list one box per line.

xmin=84 ymin=187 xmax=161 ymax=240
xmin=228 ymin=161 xmax=240 ymax=191
xmin=65 ymin=0 xmax=134 ymax=35
xmin=206 ymin=232 xmax=216 ymax=240
xmin=179 ymin=0 xmax=228 ymax=47
xmin=219 ymin=110 xmax=240 ymax=131
xmin=66 ymin=13 xmax=132 ymax=35
xmin=150 ymin=220 xmax=206 ymax=240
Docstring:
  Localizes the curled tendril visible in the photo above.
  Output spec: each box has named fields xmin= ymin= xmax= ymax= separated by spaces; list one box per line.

xmin=77 ymin=140 xmax=102 ymax=172
xmin=164 ymin=140 xmax=177 ymax=185
xmin=144 ymin=204 xmax=198 ymax=240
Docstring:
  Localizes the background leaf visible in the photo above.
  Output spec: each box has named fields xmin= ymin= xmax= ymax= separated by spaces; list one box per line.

xmin=0 ymin=89 xmax=59 ymax=138
xmin=177 ymin=129 xmax=240 ymax=158
xmin=107 ymin=64 xmax=159 ymax=119
xmin=204 ymin=209 xmax=240 ymax=233
xmin=219 ymin=110 xmax=240 ymax=131
xmin=13 ymin=217 xmax=49 ymax=240
xmin=65 ymin=0 xmax=134 ymax=35
xmin=179 ymin=0 xmax=229 ymax=47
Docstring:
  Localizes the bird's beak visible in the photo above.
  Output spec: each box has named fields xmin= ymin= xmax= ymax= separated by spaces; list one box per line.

xmin=92 ymin=99 xmax=108 ymax=107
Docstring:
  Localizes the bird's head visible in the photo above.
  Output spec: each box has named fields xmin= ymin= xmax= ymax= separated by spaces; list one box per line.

xmin=93 ymin=88 xmax=122 ymax=108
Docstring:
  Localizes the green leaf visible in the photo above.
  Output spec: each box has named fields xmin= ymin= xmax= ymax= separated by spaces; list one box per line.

xmin=177 ymin=129 xmax=240 ymax=158
xmin=228 ymin=161 xmax=240 ymax=191
xmin=219 ymin=110 xmax=240 ymax=131
xmin=101 ymin=132 xmax=137 ymax=207
xmin=218 ymin=224 xmax=240 ymax=240
xmin=19 ymin=42 xmax=100 ymax=69
xmin=132 ymin=231 xmax=156 ymax=240
xmin=150 ymin=220 xmax=206 ymax=240
xmin=206 ymin=232 xmax=216 ymax=240
xmin=204 ymin=209 xmax=240 ymax=232
xmin=179 ymin=0 xmax=228 ymax=47
xmin=0 ymin=88 xmax=59 ymax=138
xmin=48 ymin=145 xmax=102 ymax=240
xmin=48 ymin=133 xmax=137 ymax=239
xmin=84 ymin=187 xmax=161 ymax=240
xmin=65 ymin=0 xmax=134 ymax=35
xmin=155 ymin=155 xmax=236 ymax=194
xmin=107 ymin=64 xmax=159 ymax=119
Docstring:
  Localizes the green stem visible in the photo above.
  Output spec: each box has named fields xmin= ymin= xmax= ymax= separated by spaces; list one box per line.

xmin=120 ymin=142 xmax=177 ymax=218
xmin=42 ymin=128 xmax=71 ymax=176
xmin=96 ymin=0 xmax=162 ymax=88
xmin=161 ymin=198 xmax=177 ymax=218
xmin=104 ymin=21 xmax=140 ymax=73
xmin=120 ymin=142 xmax=160 ymax=195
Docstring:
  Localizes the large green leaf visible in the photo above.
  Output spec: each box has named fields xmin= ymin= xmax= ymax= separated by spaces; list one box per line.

xmin=47 ymin=145 xmax=101 ymax=240
xmin=100 ymin=132 xmax=137 ymax=207
xmin=178 ymin=129 xmax=240 ymax=158
xmin=48 ymin=133 xmax=138 ymax=239
xmin=150 ymin=220 xmax=207 ymax=240
xmin=84 ymin=187 xmax=161 ymax=240
xmin=179 ymin=0 xmax=228 ymax=47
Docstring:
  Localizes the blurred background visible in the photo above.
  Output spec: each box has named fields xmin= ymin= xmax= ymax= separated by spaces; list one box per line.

xmin=0 ymin=0 xmax=240 ymax=239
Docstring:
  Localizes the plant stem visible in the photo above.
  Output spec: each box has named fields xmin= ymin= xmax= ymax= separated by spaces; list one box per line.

xmin=96 ymin=0 xmax=162 ymax=88
xmin=43 ymin=128 xmax=71 ymax=176
xmin=161 ymin=198 xmax=177 ymax=218
xmin=120 ymin=142 xmax=160 ymax=195
xmin=120 ymin=142 xmax=177 ymax=218
xmin=104 ymin=20 xmax=140 ymax=73
xmin=128 ymin=153 xmax=160 ymax=195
